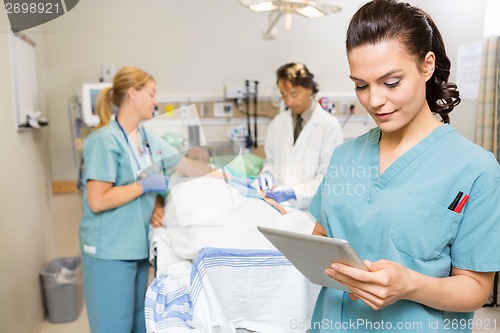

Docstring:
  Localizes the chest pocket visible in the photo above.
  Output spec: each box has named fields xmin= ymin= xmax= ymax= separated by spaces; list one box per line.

xmin=389 ymin=194 xmax=462 ymax=261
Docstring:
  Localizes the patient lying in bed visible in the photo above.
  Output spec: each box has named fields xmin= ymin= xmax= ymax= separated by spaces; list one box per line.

xmin=146 ymin=164 xmax=320 ymax=333
xmin=165 ymin=172 xmax=314 ymax=253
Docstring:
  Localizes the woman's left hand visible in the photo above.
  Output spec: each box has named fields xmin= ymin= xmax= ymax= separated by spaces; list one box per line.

xmin=150 ymin=196 xmax=165 ymax=228
xmin=325 ymin=260 xmax=415 ymax=310
xmin=150 ymin=206 xmax=164 ymax=228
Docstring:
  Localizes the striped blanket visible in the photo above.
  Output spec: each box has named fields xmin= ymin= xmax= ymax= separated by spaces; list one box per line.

xmin=145 ymin=247 xmax=320 ymax=333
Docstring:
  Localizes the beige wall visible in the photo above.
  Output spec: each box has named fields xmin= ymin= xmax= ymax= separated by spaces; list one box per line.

xmin=0 ymin=18 xmax=56 ymax=333
xmin=0 ymin=1 xmax=489 ymax=332
xmin=52 ymin=193 xmax=83 ymax=257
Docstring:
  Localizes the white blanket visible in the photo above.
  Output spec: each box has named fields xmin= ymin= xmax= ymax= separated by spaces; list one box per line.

xmin=146 ymin=174 xmax=320 ymax=333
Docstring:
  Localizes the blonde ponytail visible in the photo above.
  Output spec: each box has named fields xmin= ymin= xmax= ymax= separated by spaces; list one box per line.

xmin=95 ymin=86 xmax=113 ymax=128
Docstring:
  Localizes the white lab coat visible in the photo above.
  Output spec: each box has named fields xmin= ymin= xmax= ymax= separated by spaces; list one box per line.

xmin=262 ymin=103 xmax=343 ymax=209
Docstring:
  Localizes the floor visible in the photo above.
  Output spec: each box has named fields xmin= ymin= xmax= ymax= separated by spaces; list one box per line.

xmin=38 ymin=282 xmax=500 ymax=333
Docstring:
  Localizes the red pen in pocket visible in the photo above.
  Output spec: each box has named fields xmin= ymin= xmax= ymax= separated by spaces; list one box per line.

xmin=453 ymin=194 xmax=470 ymax=213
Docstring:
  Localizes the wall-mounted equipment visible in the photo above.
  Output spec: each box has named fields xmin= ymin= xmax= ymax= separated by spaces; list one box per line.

xmin=237 ymin=0 xmax=341 ymax=39
xmin=224 ymin=80 xmax=260 ymax=149
xmin=9 ymin=32 xmax=49 ymax=130
xmin=213 ymin=102 xmax=235 ymax=117
xmin=78 ymin=82 xmax=112 ymax=127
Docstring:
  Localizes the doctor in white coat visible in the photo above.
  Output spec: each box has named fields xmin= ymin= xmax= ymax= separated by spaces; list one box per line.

xmin=261 ymin=63 xmax=343 ymax=209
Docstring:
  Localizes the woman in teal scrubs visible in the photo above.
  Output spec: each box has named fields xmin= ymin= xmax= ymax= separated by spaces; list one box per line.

xmin=79 ymin=67 xmax=213 ymax=333
xmin=309 ymin=1 xmax=500 ymax=332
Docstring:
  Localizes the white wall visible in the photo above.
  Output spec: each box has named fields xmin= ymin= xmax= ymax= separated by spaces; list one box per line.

xmin=42 ymin=0 xmax=488 ymax=180
xmin=41 ymin=0 xmax=369 ymax=180
xmin=413 ymin=0 xmax=488 ymax=141
xmin=484 ymin=0 xmax=500 ymax=37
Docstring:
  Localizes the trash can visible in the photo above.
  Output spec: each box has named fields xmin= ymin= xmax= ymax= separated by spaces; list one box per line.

xmin=40 ymin=256 xmax=83 ymax=323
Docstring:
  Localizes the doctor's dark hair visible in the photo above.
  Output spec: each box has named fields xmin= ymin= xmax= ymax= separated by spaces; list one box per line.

xmin=276 ymin=63 xmax=319 ymax=94
xmin=346 ymin=0 xmax=460 ymax=123
xmin=95 ymin=66 xmax=155 ymax=128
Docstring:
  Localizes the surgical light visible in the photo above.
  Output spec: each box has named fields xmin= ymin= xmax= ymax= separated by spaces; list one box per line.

xmin=249 ymin=2 xmax=278 ymax=12
xmin=237 ymin=0 xmax=342 ymax=38
xmin=296 ymin=5 xmax=325 ymax=18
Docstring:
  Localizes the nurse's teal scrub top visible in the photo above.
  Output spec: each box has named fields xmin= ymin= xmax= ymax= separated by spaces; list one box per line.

xmin=80 ymin=120 xmax=181 ymax=260
xmin=309 ymin=125 xmax=500 ymax=333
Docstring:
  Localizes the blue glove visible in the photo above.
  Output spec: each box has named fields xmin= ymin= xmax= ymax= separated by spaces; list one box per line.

xmin=258 ymin=171 xmax=274 ymax=191
xmin=265 ymin=187 xmax=296 ymax=203
xmin=230 ymin=176 xmax=255 ymax=189
xmin=138 ymin=173 xmax=169 ymax=193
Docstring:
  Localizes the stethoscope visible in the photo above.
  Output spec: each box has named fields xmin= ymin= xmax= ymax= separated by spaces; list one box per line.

xmin=115 ymin=118 xmax=166 ymax=180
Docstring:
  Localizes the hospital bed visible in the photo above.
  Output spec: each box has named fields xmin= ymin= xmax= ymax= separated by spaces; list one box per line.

xmin=145 ymin=165 xmax=321 ymax=333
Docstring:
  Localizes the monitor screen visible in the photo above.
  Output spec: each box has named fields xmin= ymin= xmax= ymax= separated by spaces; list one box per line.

xmin=80 ymin=82 xmax=112 ymax=127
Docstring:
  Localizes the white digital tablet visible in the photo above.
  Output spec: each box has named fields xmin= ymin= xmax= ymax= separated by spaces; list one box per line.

xmin=258 ymin=226 xmax=367 ymax=291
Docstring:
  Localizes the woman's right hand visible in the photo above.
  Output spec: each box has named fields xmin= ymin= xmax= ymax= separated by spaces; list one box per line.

xmin=138 ymin=173 xmax=168 ymax=193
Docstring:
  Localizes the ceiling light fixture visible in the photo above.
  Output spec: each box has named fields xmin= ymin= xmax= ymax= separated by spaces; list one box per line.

xmin=238 ymin=0 xmax=342 ymax=39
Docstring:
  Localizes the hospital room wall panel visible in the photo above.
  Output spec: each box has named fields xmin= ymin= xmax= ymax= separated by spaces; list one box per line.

xmin=156 ymin=99 xmax=279 ymax=119
xmin=153 ymin=98 xmax=277 ymax=154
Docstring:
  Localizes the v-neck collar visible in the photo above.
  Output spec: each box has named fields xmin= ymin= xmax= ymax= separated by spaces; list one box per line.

xmin=369 ymin=125 xmax=454 ymax=194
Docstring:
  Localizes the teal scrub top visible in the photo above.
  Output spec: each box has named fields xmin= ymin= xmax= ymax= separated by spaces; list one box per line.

xmin=309 ymin=125 xmax=500 ymax=333
xmin=79 ymin=120 xmax=181 ymax=260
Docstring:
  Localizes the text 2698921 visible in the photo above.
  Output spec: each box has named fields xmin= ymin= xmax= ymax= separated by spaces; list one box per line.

xmin=5 ymin=2 xmax=60 ymax=14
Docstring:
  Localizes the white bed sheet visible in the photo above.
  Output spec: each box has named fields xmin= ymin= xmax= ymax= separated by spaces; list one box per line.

xmin=160 ymin=174 xmax=316 ymax=260
xmin=146 ymin=174 xmax=321 ymax=333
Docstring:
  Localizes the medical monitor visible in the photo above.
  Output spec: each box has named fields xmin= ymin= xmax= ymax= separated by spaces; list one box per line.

xmin=80 ymin=82 xmax=112 ymax=127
